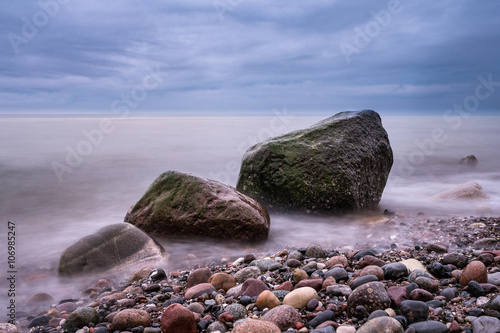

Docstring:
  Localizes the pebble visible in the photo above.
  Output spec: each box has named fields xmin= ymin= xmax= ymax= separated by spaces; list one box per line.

xmin=306 ymin=309 xmax=335 ymax=328
xmin=489 ymin=272 xmax=500 ymax=286
xmin=160 ymin=303 xmax=196 ymax=333
xmin=232 ymin=318 xmax=281 ymax=332
xmin=234 ymin=266 xmax=261 ymax=283
xmin=241 ymin=278 xmax=269 ymax=297
xmin=346 ymin=281 xmax=390 ymax=315
xmin=484 ymin=295 xmax=500 ymax=318
xmin=209 ymin=273 xmax=237 ymax=291
xmin=408 ymin=320 xmax=448 ymax=333
xmin=459 ymin=260 xmax=488 ymax=286
xmin=468 ymin=280 xmax=486 ymax=297
xmin=326 ymin=284 xmax=352 ymax=297
xmin=249 ymin=258 xmax=282 ymax=272
xmin=225 ymin=303 xmax=248 ymax=321
xmin=256 ymin=290 xmax=281 ymax=310
xmin=324 ymin=267 xmax=348 ymax=282
xmin=399 ymin=300 xmax=429 ymax=324
xmin=414 ymin=276 xmax=440 ymax=293
xmin=283 ymin=286 xmax=319 ymax=309
xmin=326 ymin=255 xmax=348 ymax=268
xmin=111 ymin=309 xmax=151 ymax=331
xmin=356 ymin=316 xmax=404 ymax=333
xmin=381 ymin=262 xmax=409 ymax=280
xmin=442 ymin=253 xmax=468 ymax=268
xmin=359 ymin=265 xmax=385 ymax=280
xmin=186 ymin=267 xmax=211 ymax=288
xmin=387 ymin=286 xmax=408 ymax=307
xmin=305 ymin=244 xmax=326 ymax=258
xmin=472 ymin=315 xmax=500 ymax=333
xmin=64 ymin=307 xmax=99 ymax=331
xmin=292 ymin=269 xmax=309 ymax=283
xmin=261 ymin=304 xmax=301 ymax=331
xmin=184 ymin=283 xmax=216 ymax=299
xmin=350 ymin=274 xmax=379 ymax=290
xmin=296 ymin=278 xmax=323 ymax=291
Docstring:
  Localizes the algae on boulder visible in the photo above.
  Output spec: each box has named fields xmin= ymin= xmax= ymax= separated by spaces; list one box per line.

xmin=58 ymin=223 xmax=166 ymax=276
xmin=125 ymin=171 xmax=270 ymax=241
xmin=236 ymin=110 xmax=393 ymax=212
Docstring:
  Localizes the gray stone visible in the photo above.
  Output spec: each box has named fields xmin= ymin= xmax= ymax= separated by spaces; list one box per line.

xmin=485 ymin=296 xmax=500 ymax=319
xmin=408 ymin=320 xmax=447 ymax=333
xmin=64 ymin=307 xmax=99 ymax=331
xmin=225 ymin=303 xmax=248 ymax=321
xmin=489 ymin=272 xmax=500 ymax=286
xmin=305 ymin=244 xmax=326 ymax=258
xmin=399 ymin=300 xmax=428 ymax=324
xmin=207 ymin=321 xmax=227 ymax=333
xmin=125 ymin=171 xmax=270 ymax=241
xmin=249 ymin=258 xmax=282 ymax=272
xmin=326 ymin=284 xmax=352 ymax=297
xmin=434 ymin=181 xmax=488 ymax=200
xmin=236 ymin=110 xmax=393 ymax=212
xmin=357 ymin=316 xmax=404 ymax=333
xmin=58 ymin=223 xmax=166 ymax=276
xmin=382 ymin=262 xmax=409 ymax=280
xmin=472 ymin=315 xmax=500 ymax=333
xmin=234 ymin=266 xmax=261 ymax=283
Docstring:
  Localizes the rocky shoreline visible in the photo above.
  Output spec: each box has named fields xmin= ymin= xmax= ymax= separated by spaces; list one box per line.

xmin=5 ymin=215 xmax=500 ymax=333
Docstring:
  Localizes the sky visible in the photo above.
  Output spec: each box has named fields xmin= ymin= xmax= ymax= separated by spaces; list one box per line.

xmin=1 ymin=0 xmax=500 ymax=116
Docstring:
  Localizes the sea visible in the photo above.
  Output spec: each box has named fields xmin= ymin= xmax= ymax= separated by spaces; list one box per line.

xmin=1 ymin=113 xmax=500 ymax=316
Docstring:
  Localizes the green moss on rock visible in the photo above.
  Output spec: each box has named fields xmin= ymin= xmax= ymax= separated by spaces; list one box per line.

xmin=236 ymin=110 xmax=393 ymax=212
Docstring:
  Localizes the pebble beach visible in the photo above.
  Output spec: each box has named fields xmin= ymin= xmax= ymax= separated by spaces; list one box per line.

xmin=6 ymin=214 xmax=500 ymax=333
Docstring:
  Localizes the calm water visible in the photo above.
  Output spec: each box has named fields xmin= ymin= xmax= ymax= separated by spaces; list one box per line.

xmin=1 ymin=114 xmax=499 ymax=315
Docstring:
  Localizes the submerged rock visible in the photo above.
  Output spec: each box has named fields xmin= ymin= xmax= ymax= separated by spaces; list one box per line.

xmin=434 ymin=181 xmax=488 ymax=200
xmin=125 ymin=171 xmax=270 ymax=241
xmin=58 ymin=223 xmax=166 ymax=276
xmin=459 ymin=154 xmax=478 ymax=167
xmin=236 ymin=110 xmax=393 ymax=212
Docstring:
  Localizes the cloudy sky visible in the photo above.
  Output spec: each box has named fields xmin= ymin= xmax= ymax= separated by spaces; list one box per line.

xmin=1 ymin=1 xmax=499 ymax=115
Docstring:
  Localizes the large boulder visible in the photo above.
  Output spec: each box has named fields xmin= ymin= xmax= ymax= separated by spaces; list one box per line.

xmin=125 ymin=171 xmax=270 ymax=241
xmin=58 ymin=223 xmax=166 ymax=276
xmin=236 ymin=110 xmax=393 ymax=212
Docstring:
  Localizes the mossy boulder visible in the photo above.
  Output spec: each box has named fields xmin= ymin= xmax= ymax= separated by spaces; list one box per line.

xmin=236 ymin=110 xmax=393 ymax=212
xmin=58 ymin=223 xmax=166 ymax=276
xmin=124 ymin=171 xmax=270 ymax=241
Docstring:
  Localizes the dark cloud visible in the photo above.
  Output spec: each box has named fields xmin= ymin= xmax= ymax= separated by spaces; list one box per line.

xmin=1 ymin=0 xmax=499 ymax=115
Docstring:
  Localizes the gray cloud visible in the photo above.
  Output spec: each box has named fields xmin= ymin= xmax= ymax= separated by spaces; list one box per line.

xmin=1 ymin=0 xmax=499 ymax=115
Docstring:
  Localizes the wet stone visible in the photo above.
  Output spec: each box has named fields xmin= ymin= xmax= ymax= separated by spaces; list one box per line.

xmin=324 ymin=267 xmax=348 ymax=282
xmin=326 ymin=284 xmax=352 ymax=297
xmin=408 ymin=320 xmax=448 ymax=333
xmin=472 ymin=315 xmax=500 ymax=333
xmin=460 ymin=260 xmax=488 ymax=286
xmin=381 ymin=262 xmax=408 ymax=280
xmin=441 ymin=253 xmax=468 ymax=268
xmin=350 ymin=274 xmax=379 ymax=290
xmin=399 ymin=300 xmax=429 ymax=324
xmin=484 ymin=296 xmax=500 ymax=319
xmin=357 ymin=316 xmax=404 ymax=333
xmin=306 ymin=310 xmax=335 ymax=328
xmin=261 ymin=304 xmax=301 ymax=331
xmin=468 ymin=280 xmax=486 ymax=297
xmin=305 ymin=244 xmax=326 ymax=258
xmin=347 ymin=281 xmax=390 ymax=315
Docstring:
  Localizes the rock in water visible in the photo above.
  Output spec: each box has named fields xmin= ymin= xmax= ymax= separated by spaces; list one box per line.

xmin=125 ymin=171 xmax=270 ymax=241
xmin=434 ymin=181 xmax=488 ymax=200
xmin=236 ymin=110 xmax=393 ymax=212
xmin=58 ymin=223 xmax=166 ymax=276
